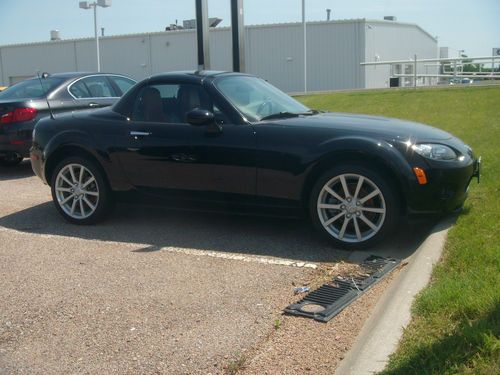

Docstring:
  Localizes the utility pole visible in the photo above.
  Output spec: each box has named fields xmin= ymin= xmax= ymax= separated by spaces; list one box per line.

xmin=231 ymin=0 xmax=245 ymax=72
xmin=195 ymin=0 xmax=210 ymax=70
xmin=302 ymin=0 xmax=307 ymax=92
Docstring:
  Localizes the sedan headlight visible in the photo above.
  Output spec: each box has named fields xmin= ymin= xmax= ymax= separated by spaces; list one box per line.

xmin=411 ymin=143 xmax=458 ymax=160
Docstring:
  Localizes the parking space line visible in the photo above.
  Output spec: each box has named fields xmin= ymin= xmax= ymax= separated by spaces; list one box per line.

xmin=0 ymin=225 xmax=318 ymax=269
xmin=161 ymin=246 xmax=318 ymax=268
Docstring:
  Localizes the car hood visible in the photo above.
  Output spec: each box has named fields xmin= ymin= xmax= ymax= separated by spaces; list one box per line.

xmin=271 ymin=112 xmax=454 ymax=142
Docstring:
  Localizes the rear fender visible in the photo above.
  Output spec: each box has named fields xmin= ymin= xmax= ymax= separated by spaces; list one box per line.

xmin=43 ymin=130 xmax=126 ymax=189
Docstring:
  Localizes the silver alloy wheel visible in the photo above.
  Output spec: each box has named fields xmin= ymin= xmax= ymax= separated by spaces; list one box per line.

xmin=317 ymin=173 xmax=386 ymax=243
xmin=55 ymin=163 xmax=99 ymax=220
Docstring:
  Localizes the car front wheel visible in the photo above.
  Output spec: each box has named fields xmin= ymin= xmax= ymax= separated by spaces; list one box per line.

xmin=50 ymin=157 xmax=113 ymax=224
xmin=309 ymin=164 xmax=399 ymax=249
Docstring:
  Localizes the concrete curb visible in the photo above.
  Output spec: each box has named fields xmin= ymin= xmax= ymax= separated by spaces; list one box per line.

xmin=335 ymin=217 xmax=455 ymax=375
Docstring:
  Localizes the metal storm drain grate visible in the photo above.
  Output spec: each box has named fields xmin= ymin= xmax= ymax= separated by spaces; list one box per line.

xmin=335 ymin=255 xmax=401 ymax=292
xmin=284 ymin=255 xmax=401 ymax=322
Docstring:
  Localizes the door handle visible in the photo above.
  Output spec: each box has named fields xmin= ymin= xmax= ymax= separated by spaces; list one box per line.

xmin=88 ymin=102 xmax=100 ymax=107
xmin=130 ymin=131 xmax=151 ymax=137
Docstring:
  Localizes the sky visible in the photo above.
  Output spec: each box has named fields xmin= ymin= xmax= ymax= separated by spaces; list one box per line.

xmin=0 ymin=0 xmax=499 ymax=58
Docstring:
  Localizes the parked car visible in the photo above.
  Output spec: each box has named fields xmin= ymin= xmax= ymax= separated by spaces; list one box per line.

xmin=0 ymin=72 xmax=136 ymax=166
xmin=449 ymin=77 xmax=473 ymax=85
xmin=31 ymin=71 xmax=480 ymax=249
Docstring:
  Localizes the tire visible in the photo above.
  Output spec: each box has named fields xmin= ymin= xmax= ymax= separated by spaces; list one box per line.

xmin=0 ymin=153 xmax=23 ymax=167
xmin=50 ymin=156 xmax=113 ymax=224
xmin=309 ymin=164 xmax=400 ymax=250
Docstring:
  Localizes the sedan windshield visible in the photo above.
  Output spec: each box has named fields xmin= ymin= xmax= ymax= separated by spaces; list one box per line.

xmin=0 ymin=77 xmax=64 ymax=100
xmin=214 ymin=75 xmax=310 ymax=121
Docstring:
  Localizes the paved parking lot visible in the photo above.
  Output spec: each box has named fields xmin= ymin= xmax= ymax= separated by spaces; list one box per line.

xmin=0 ymin=161 xmax=434 ymax=374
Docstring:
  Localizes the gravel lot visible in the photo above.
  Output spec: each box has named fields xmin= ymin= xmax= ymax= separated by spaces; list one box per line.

xmin=0 ymin=161 xmax=434 ymax=374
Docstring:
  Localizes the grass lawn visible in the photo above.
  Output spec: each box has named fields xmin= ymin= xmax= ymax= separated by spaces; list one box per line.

xmin=297 ymin=86 xmax=500 ymax=374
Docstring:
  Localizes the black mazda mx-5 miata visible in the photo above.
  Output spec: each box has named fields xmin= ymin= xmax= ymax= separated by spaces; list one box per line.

xmin=30 ymin=71 xmax=480 ymax=249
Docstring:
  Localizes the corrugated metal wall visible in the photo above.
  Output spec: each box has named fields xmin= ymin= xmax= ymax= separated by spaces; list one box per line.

xmin=0 ymin=20 xmax=436 ymax=92
xmin=244 ymin=21 xmax=366 ymax=92
xmin=363 ymin=21 xmax=438 ymax=88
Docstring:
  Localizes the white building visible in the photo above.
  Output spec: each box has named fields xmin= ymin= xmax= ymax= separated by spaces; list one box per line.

xmin=0 ymin=19 xmax=438 ymax=92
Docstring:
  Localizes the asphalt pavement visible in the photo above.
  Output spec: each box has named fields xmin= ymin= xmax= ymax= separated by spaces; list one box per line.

xmin=0 ymin=161 xmax=436 ymax=374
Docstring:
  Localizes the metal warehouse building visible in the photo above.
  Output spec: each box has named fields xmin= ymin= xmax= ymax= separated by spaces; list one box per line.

xmin=0 ymin=19 xmax=437 ymax=92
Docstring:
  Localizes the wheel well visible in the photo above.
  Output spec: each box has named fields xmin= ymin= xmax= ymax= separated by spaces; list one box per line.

xmin=301 ymin=152 xmax=407 ymax=214
xmin=45 ymin=146 xmax=107 ymax=187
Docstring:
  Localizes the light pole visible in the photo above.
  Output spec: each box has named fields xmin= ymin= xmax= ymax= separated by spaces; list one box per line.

xmin=79 ymin=0 xmax=112 ymax=72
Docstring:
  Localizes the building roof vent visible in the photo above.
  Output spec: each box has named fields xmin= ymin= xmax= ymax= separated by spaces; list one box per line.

xmin=50 ymin=30 xmax=61 ymax=41
xmin=182 ymin=17 xmax=222 ymax=30
xmin=384 ymin=16 xmax=397 ymax=21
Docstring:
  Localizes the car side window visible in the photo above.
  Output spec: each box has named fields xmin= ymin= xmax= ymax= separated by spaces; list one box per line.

xmin=131 ymin=84 xmax=179 ymax=123
xmin=131 ymin=83 xmax=220 ymax=124
xmin=68 ymin=80 xmax=91 ymax=99
xmin=109 ymin=76 xmax=136 ymax=95
xmin=69 ymin=76 xmax=116 ymax=99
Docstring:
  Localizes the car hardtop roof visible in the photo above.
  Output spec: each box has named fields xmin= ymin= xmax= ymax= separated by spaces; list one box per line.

xmin=149 ymin=70 xmax=252 ymax=82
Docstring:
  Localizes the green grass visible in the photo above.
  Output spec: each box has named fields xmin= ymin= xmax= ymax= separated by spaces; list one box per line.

xmin=297 ymin=86 xmax=500 ymax=374
xmin=224 ymin=353 xmax=247 ymax=375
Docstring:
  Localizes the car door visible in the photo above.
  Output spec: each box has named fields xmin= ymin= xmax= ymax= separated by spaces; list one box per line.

xmin=115 ymin=82 xmax=257 ymax=201
xmin=67 ymin=75 xmax=119 ymax=110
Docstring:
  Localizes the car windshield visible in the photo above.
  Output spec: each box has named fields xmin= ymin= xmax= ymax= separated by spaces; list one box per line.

xmin=0 ymin=77 xmax=65 ymax=100
xmin=214 ymin=75 xmax=310 ymax=121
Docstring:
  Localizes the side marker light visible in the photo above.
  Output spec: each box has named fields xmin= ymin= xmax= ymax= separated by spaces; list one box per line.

xmin=413 ymin=167 xmax=428 ymax=185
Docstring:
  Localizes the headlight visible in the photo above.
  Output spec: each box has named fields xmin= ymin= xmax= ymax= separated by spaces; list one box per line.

xmin=411 ymin=143 xmax=458 ymax=160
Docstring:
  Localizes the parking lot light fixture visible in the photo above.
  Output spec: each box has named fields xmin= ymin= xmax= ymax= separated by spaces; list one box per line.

xmin=79 ymin=0 xmax=112 ymax=72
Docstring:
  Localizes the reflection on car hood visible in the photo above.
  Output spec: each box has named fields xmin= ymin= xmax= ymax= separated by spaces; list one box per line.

xmin=273 ymin=112 xmax=454 ymax=141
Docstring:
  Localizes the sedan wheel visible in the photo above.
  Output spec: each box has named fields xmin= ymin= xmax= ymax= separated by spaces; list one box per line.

xmin=310 ymin=165 xmax=399 ymax=249
xmin=51 ymin=157 xmax=113 ymax=224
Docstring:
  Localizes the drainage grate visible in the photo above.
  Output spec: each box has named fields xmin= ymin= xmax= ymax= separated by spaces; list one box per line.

xmin=284 ymin=255 xmax=401 ymax=322
xmin=283 ymin=283 xmax=358 ymax=322
xmin=335 ymin=255 xmax=401 ymax=292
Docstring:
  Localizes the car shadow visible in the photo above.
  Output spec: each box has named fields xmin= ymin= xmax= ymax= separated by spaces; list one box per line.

xmin=0 ymin=201 xmax=442 ymax=264
xmin=0 ymin=160 xmax=34 ymax=181
xmin=350 ymin=215 xmax=455 ymax=262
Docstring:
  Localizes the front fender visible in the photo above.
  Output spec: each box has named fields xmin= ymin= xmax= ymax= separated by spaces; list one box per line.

xmin=303 ymin=136 xmax=417 ymax=205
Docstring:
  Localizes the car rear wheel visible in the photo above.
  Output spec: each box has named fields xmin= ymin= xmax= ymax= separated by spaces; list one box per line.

xmin=50 ymin=157 xmax=113 ymax=224
xmin=0 ymin=153 xmax=23 ymax=167
xmin=309 ymin=164 xmax=399 ymax=249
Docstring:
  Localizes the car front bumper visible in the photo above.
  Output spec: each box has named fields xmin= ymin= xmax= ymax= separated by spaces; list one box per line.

xmin=406 ymin=156 xmax=481 ymax=215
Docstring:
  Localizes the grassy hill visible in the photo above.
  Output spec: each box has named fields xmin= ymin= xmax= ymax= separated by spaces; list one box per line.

xmin=297 ymin=86 xmax=500 ymax=374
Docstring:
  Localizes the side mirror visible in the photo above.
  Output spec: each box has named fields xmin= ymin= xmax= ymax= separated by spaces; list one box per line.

xmin=186 ymin=108 xmax=215 ymax=126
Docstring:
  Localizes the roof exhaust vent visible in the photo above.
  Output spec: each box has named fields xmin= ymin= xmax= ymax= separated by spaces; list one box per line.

xmin=50 ymin=30 xmax=61 ymax=41
xmin=384 ymin=16 xmax=397 ymax=21
xmin=182 ymin=17 xmax=222 ymax=30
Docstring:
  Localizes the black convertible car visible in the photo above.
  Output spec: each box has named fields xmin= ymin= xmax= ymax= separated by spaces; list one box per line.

xmin=30 ymin=71 xmax=480 ymax=249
